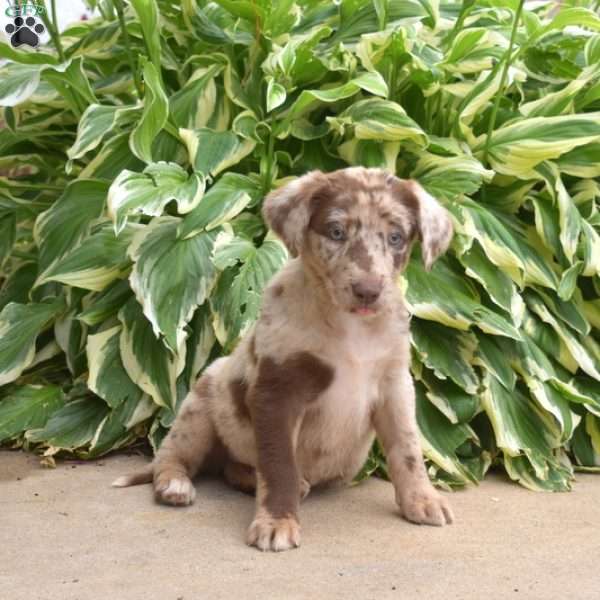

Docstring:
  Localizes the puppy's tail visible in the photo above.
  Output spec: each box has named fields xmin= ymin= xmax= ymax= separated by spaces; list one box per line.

xmin=112 ymin=463 xmax=153 ymax=488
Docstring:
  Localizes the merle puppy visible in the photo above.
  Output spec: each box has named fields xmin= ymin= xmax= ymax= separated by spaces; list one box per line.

xmin=114 ymin=167 xmax=455 ymax=552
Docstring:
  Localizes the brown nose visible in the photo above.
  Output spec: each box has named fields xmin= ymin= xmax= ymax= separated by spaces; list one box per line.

xmin=352 ymin=278 xmax=383 ymax=305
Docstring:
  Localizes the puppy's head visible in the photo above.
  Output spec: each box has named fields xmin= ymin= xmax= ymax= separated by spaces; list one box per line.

xmin=262 ymin=167 xmax=453 ymax=316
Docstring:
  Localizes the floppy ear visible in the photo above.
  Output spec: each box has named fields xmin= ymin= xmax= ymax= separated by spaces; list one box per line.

xmin=405 ymin=180 xmax=454 ymax=270
xmin=262 ymin=170 xmax=329 ymax=257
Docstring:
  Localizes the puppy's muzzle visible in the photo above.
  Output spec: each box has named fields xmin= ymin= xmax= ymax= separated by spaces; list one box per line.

xmin=351 ymin=277 xmax=383 ymax=305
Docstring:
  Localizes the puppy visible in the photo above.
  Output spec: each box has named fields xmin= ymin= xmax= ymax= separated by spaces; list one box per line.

xmin=113 ymin=167 xmax=455 ymax=552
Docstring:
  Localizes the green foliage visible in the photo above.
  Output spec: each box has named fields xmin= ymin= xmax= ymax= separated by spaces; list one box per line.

xmin=1 ymin=0 xmax=600 ymax=490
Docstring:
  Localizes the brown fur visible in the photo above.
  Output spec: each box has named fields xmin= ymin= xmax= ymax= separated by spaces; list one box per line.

xmin=113 ymin=167 xmax=455 ymax=552
xmin=229 ymin=378 xmax=250 ymax=422
xmin=252 ymin=353 xmax=333 ymax=519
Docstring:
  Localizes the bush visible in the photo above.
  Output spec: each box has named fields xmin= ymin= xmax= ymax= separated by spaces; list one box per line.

xmin=1 ymin=0 xmax=600 ymax=490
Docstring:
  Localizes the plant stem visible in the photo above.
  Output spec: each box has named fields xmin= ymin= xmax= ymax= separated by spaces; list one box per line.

xmin=113 ymin=0 xmax=144 ymax=99
xmin=482 ymin=0 xmax=525 ymax=165
xmin=5 ymin=182 xmax=64 ymax=191
xmin=262 ymin=129 xmax=275 ymax=194
xmin=444 ymin=0 xmax=475 ymax=49
xmin=40 ymin=0 xmax=65 ymax=62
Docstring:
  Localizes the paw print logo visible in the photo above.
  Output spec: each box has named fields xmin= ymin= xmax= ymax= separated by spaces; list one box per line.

xmin=5 ymin=16 xmax=45 ymax=48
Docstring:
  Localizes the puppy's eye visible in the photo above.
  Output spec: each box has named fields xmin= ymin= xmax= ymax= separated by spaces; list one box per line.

xmin=388 ymin=231 xmax=403 ymax=246
xmin=328 ymin=224 xmax=346 ymax=242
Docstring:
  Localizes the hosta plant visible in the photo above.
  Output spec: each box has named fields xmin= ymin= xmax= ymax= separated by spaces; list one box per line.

xmin=1 ymin=0 xmax=600 ymax=491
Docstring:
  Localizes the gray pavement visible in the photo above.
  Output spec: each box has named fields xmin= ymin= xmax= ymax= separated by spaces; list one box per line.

xmin=1 ymin=450 xmax=599 ymax=600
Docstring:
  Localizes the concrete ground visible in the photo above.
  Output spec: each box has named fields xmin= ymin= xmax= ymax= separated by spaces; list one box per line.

xmin=1 ymin=451 xmax=598 ymax=600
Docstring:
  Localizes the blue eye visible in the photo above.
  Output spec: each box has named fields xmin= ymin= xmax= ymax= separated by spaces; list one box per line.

xmin=388 ymin=231 xmax=403 ymax=246
xmin=328 ymin=224 xmax=346 ymax=242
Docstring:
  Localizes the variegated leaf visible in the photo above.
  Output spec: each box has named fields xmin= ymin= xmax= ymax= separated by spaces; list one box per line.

xmin=178 ymin=173 xmax=261 ymax=239
xmin=0 ymin=299 xmax=65 ymax=386
xmin=0 ymin=385 xmax=65 ymax=442
xmin=107 ymin=162 xmax=205 ymax=234
xmin=128 ymin=218 xmax=221 ymax=352
xmin=129 ymin=62 xmax=168 ymax=163
xmin=36 ymin=226 xmax=136 ymax=292
xmin=118 ymin=298 xmax=186 ymax=409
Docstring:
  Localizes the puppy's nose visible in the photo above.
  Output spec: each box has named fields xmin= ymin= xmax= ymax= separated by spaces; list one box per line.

xmin=352 ymin=278 xmax=383 ymax=305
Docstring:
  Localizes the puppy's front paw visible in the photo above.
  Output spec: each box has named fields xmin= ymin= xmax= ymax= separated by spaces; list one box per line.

xmin=398 ymin=486 xmax=454 ymax=527
xmin=246 ymin=514 xmax=301 ymax=552
xmin=154 ymin=475 xmax=196 ymax=506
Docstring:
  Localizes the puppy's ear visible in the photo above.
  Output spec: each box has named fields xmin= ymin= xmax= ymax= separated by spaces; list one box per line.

xmin=408 ymin=180 xmax=453 ymax=270
xmin=388 ymin=175 xmax=453 ymax=270
xmin=262 ymin=170 xmax=328 ymax=257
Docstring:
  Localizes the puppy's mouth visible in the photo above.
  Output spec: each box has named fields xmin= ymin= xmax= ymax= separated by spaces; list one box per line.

xmin=350 ymin=305 xmax=379 ymax=317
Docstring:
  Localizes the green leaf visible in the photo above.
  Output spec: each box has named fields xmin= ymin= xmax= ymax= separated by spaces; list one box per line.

xmin=169 ymin=66 xmax=222 ymax=128
xmin=535 ymin=8 xmax=600 ymax=41
xmin=266 ymin=78 xmax=287 ymax=113
xmin=411 ymin=319 xmax=479 ymax=394
xmin=27 ymin=397 xmax=110 ymax=449
xmin=178 ymin=173 xmax=261 ymax=239
xmin=34 ymin=179 xmax=109 ymax=272
xmin=503 ymin=454 xmax=573 ymax=492
xmin=128 ymin=218 xmax=220 ymax=352
xmin=474 ymin=333 xmax=517 ymax=392
xmin=130 ymin=61 xmax=168 ymax=163
xmin=0 ymin=385 xmax=65 ymax=442
xmin=525 ymin=292 xmax=600 ymax=381
xmin=283 ymin=71 xmax=388 ymax=124
xmin=0 ymin=63 xmax=41 ymax=106
xmin=79 ymin=131 xmax=145 ymax=180
xmin=68 ymin=104 xmax=139 ymax=160
xmin=42 ymin=57 xmax=98 ymax=109
xmin=179 ymin=127 xmax=256 ymax=178
xmin=478 ymin=113 xmax=600 ymax=178
xmin=415 ymin=383 xmax=481 ymax=485
xmin=456 ymin=199 xmax=559 ymax=289
xmin=403 ymin=256 xmax=522 ymax=340
xmin=414 ymin=154 xmax=493 ymax=200
xmin=338 ymin=139 xmax=400 ymax=171
xmin=0 ymin=41 xmax=58 ymax=65
xmin=332 ymin=98 xmax=427 ymax=145
xmin=420 ymin=368 xmax=480 ymax=424
xmin=210 ymin=236 xmax=287 ymax=346
xmin=130 ymin=0 xmax=162 ymax=72
xmin=107 ymin=162 xmax=205 ymax=234
xmin=522 ymin=376 xmax=580 ymax=444
xmin=77 ymin=280 xmax=133 ymax=327
xmin=571 ymin=417 xmax=600 ymax=467
xmin=536 ymin=161 xmax=581 ymax=263
xmin=0 ymin=300 xmax=65 ymax=386
xmin=66 ymin=21 xmax=122 ymax=60
xmin=87 ymin=391 xmax=156 ymax=457
xmin=0 ymin=264 xmax=37 ymax=312
xmin=118 ymin=297 xmax=185 ymax=409
xmin=36 ymin=226 xmax=135 ymax=292
xmin=557 ymin=143 xmax=600 ymax=179
xmin=0 ymin=211 xmax=16 ymax=268
xmin=86 ymin=325 xmax=148 ymax=408
xmin=481 ymin=374 xmax=571 ymax=490
xmin=458 ymin=241 xmax=524 ymax=319
xmin=558 ymin=261 xmax=584 ymax=301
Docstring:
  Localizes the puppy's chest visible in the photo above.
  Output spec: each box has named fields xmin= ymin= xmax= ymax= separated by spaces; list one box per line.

xmin=313 ymin=322 xmax=394 ymax=423
xmin=297 ymin=342 xmax=387 ymax=481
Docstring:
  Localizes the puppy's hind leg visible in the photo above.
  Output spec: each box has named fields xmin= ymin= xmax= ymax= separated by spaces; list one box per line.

xmin=113 ymin=373 xmax=218 ymax=507
xmin=152 ymin=374 xmax=219 ymax=506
